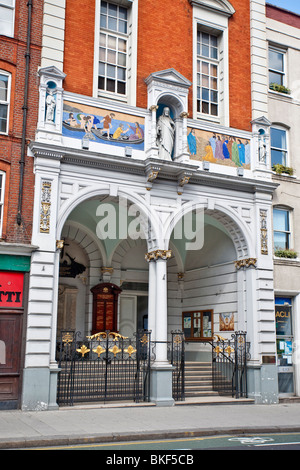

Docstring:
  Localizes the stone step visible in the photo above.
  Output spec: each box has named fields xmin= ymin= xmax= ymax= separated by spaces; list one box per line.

xmin=184 ymin=361 xmax=227 ymax=398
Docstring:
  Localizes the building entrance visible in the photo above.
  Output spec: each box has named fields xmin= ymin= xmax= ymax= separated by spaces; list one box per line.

xmin=275 ymin=297 xmax=294 ymax=396
xmin=0 ymin=272 xmax=25 ymax=409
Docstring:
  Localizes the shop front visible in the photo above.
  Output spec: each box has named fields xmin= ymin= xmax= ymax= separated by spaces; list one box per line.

xmin=0 ymin=256 xmax=31 ymax=409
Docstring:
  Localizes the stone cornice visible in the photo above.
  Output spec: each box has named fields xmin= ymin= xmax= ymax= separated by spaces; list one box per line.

xmin=29 ymin=141 xmax=279 ymax=195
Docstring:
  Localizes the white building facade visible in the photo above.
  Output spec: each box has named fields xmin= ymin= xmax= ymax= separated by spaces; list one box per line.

xmin=21 ymin=0 xmax=282 ymax=410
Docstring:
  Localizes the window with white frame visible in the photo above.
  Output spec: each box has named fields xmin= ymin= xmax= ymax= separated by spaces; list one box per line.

xmin=0 ymin=171 xmax=5 ymax=237
xmin=98 ymin=1 xmax=129 ymax=97
xmin=0 ymin=72 xmax=11 ymax=134
xmin=197 ymin=30 xmax=219 ymax=116
xmin=273 ymin=207 xmax=291 ymax=251
xmin=269 ymin=46 xmax=286 ymax=88
xmin=191 ymin=1 xmax=233 ymax=124
xmin=270 ymin=126 xmax=288 ymax=167
xmin=0 ymin=0 xmax=15 ymax=37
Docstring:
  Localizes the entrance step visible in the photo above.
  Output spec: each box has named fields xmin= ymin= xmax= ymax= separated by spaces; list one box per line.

xmin=184 ymin=361 xmax=229 ymax=398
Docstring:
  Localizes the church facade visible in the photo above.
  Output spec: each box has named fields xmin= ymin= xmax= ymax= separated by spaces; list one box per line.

xmin=16 ymin=0 xmax=290 ymax=410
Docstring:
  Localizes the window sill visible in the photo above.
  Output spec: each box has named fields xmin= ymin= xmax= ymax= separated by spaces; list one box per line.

xmin=268 ymin=89 xmax=293 ymax=100
xmin=97 ymin=91 xmax=128 ymax=104
xmin=274 ymin=257 xmax=300 ymax=267
xmin=272 ymin=171 xmax=296 ymax=180
xmin=196 ymin=113 xmax=220 ymax=124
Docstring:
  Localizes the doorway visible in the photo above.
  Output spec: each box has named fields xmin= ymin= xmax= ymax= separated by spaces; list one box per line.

xmin=275 ymin=297 xmax=294 ymax=396
xmin=119 ymin=292 xmax=148 ymax=338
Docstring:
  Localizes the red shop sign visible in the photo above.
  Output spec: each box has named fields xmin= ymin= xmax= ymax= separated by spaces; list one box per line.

xmin=0 ymin=272 xmax=24 ymax=308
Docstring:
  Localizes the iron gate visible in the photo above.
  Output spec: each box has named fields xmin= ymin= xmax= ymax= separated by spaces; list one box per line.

xmin=212 ymin=331 xmax=250 ymax=398
xmin=168 ymin=331 xmax=185 ymax=401
xmin=56 ymin=330 xmax=153 ymax=406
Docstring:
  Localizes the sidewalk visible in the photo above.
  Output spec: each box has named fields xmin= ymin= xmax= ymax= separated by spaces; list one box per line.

xmin=1 ymin=397 xmax=300 ymax=449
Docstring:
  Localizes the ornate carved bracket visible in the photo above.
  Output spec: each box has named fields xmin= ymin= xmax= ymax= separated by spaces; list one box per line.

xmin=145 ymin=164 xmax=161 ymax=191
xmin=177 ymin=170 xmax=192 ymax=195
xmin=56 ymin=239 xmax=64 ymax=250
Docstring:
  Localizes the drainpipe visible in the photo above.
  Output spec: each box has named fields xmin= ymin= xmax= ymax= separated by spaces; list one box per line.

xmin=17 ymin=0 xmax=32 ymax=226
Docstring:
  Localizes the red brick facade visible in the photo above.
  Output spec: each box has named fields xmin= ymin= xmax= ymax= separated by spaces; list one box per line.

xmin=266 ymin=3 xmax=300 ymax=28
xmin=63 ymin=0 xmax=252 ymax=131
xmin=0 ymin=0 xmax=42 ymax=244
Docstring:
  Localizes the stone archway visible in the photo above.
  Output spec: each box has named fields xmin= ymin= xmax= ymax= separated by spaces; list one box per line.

xmin=57 ymin=221 xmax=105 ymax=337
xmin=110 ymin=237 xmax=149 ymax=338
xmin=166 ymin=202 xmax=254 ymax=363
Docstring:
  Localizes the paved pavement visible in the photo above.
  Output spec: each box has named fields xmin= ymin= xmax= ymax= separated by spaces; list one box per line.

xmin=1 ymin=396 xmax=300 ymax=449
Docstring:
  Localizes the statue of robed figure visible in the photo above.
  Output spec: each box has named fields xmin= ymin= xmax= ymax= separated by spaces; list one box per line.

xmin=156 ymin=107 xmax=175 ymax=161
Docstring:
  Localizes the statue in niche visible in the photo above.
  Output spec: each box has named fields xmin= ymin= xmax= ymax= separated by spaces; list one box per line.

xmin=258 ymin=135 xmax=267 ymax=164
xmin=156 ymin=107 xmax=175 ymax=161
xmin=46 ymin=89 xmax=56 ymax=122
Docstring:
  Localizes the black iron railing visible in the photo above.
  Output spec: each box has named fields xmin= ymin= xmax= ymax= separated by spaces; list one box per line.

xmin=168 ymin=331 xmax=185 ymax=401
xmin=56 ymin=330 xmax=153 ymax=406
xmin=212 ymin=331 xmax=250 ymax=398
xmin=56 ymin=329 xmax=185 ymax=406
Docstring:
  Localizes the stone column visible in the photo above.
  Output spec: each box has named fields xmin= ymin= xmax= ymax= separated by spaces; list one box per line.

xmin=145 ymin=249 xmax=174 ymax=406
xmin=155 ymin=256 xmax=169 ymax=363
xmin=147 ymin=259 xmax=156 ymax=341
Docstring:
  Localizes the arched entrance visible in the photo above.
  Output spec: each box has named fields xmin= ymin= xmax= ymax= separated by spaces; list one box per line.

xmin=167 ymin=204 xmax=253 ymax=398
xmin=55 ymin=193 xmax=156 ymax=405
xmin=56 ymin=194 xmax=153 ymax=340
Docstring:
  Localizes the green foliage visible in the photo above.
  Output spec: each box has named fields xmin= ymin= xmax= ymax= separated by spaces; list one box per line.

xmin=272 ymin=164 xmax=294 ymax=176
xmin=275 ymin=248 xmax=298 ymax=259
xmin=269 ymin=83 xmax=291 ymax=94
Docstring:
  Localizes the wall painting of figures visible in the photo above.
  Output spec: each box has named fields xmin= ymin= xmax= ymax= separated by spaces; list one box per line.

xmin=62 ymin=101 xmax=145 ymax=150
xmin=187 ymin=127 xmax=251 ymax=169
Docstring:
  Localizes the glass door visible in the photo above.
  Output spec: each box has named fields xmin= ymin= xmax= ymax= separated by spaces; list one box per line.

xmin=275 ymin=297 xmax=294 ymax=395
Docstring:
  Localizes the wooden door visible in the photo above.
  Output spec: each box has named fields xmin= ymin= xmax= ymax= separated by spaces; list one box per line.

xmin=0 ymin=312 xmax=22 ymax=404
xmin=0 ymin=271 xmax=24 ymax=408
xmin=91 ymin=283 xmax=122 ymax=334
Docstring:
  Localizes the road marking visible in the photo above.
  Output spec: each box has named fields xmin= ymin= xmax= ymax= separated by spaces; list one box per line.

xmin=255 ymin=441 xmax=300 ymax=447
xmin=228 ymin=437 xmax=274 ymax=444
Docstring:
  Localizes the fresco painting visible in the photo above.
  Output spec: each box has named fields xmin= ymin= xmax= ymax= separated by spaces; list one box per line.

xmin=62 ymin=101 xmax=145 ymax=150
xmin=187 ymin=127 xmax=251 ymax=169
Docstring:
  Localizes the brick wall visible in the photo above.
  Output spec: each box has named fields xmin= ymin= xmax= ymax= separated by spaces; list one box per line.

xmin=266 ymin=3 xmax=300 ymax=29
xmin=0 ymin=0 xmax=42 ymax=244
xmin=64 ymin=0 xmax=95 ymax=96
xmin=228 ymin=0 xmax=252 ymax=131
xmin=63 ymin=0 xmax=252 ymax=130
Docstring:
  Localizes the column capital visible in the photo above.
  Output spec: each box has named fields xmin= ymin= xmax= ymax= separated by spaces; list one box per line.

xmin=145 ymin=249 xmax=172 ymax=262
xmin=234 ymin=258 xmax=257 ymax=270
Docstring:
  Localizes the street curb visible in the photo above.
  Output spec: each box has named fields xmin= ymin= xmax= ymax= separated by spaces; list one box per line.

xmin=2 ymin=425 xmax=300 ymax=449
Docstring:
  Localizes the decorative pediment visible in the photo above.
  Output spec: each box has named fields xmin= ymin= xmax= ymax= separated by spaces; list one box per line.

xmin=189 ymin=0 xmax=235 ymax=17
xmin=38 ymin=65 xmax=67 ymax=80
xmin=251 ymin=116 xmax=272 ymax=128
xmin=145 ymin=69 xmax=192 ymax=89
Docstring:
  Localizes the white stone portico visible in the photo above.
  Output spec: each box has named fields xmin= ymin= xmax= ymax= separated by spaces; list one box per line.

xmin=21 ymin=66 xmax=279 ymax=410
